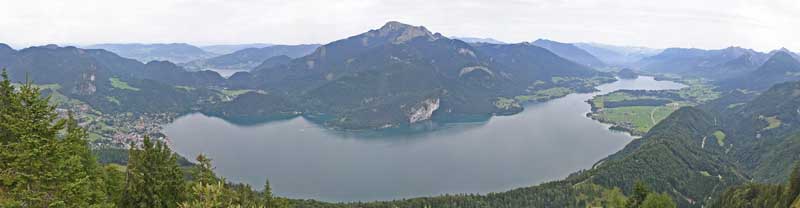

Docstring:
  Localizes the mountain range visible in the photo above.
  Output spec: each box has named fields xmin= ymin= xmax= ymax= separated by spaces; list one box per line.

xmin=0 ymin=21 xmax=614 ymax=130
xmin=452 ymin=36 xmax=506 ymax=44
xmin=720 ymin=51 xmax=800 ymax=90
xmin=211 ymin=21 xmax=611 ymax=128
xmin=86 ymin=43 xmax=218 ymax=63
xmin=182 ymin=44 xmax=320 ymax=71
xmin=574 ymin=42 xmax=663 ymax=67
xmin=532 ymin=39 xmax=608 ymax=68
xmin=3 ymin=21 xmax=800 ymax=207
xmin=200 ymin=43 xmax=274 ymax=54
xmin=0 ymin=44 xmax=225 ymax=114
xmin=635 ymin=47 xmax=770 ymax=79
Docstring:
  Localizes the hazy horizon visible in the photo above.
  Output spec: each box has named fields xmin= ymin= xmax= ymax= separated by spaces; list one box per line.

xmin=2 ymin=0 xmax=798 ymax=52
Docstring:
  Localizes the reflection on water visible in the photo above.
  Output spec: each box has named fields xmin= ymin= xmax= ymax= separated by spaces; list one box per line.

xmin=164 ymin=76 xmax=686 ymax=202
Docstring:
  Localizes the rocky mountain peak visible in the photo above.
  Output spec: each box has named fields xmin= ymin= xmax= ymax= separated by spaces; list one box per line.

xmin=756 ymin=51 xmax=800 ymax=74
xmin=768 ymin=50 xmax=795 ymax=61
xmin=373 ymin=21 xmax=436 ymax=43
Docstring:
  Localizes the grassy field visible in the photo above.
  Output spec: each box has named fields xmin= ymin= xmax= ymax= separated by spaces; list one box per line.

xmin=590 ymin=91 xmax=662 ymax=109
xmin=595 ymin=106 xmax=676 ymax=134
xmin=589 ymin=76 xmax=719 ymax=136
xmin=220 ymin=89 xmax=253 ymax=97
xmin=762 ymin=116 xmax=782 ymax=130
xmin=110 ymin=77 xmax=140 ymax=91
xmin=515 ymin=87 xmax=574 ymax=102
xmin=106 ymin=96 xmax=121 ymax=105
xmin=713 ymin=130 xmax=726 ymax=146
xmin=676 ymin=81 xmax=719 ymax=103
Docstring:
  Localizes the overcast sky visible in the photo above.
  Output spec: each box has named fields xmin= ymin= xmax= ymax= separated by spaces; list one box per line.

xmin=1 ymin=0 xmax=798 ymax=52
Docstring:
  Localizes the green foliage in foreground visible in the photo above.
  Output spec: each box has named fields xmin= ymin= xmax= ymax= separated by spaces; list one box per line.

xmin=0 ymin=70 xmax=113 ymax=207
xmin=0 ymin=70 xmax=288 ymax=208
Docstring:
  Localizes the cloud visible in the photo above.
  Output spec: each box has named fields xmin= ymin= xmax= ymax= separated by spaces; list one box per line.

xmin=0 ymin=0 xmax=797 ymax=51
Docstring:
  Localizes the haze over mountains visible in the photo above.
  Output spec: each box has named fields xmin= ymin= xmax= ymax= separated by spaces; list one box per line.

xmin=217 ymin=21 xmax=609 ymax=128
xmin=86 ymin=43 xmax=217 ymax=63
xmin=3 ymin=21 xmax=800 ymax=130
xmin=3 ymin=20 xmax=800 ymax=207
xmin=574 ymin=42 xmax=663 ymax=67
xmin=532 ymin=39 xmax=608 ymax=68
xmin=452 ymin=37 xmax=506 ymax=44
xmin=182 ymin=44 xmax=320 ymax=71
xmin=200 ymin=43 xmax=274 ymax=54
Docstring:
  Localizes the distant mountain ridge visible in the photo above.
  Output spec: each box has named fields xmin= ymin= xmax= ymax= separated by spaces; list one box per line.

xmin=452 ymin=37 xmax=506 ymax=44
xmin=200 ymin=43 xmax=274 ymax=54
xmin=0 ymin=44 xmax=225 ymax=114
xmin=636 ymin=46 xmax=770 ymax=80
xmin=720 ymin=51 xmax=800 ymax=90
xmin=182 ymin=44 xmax=320 ymax=71
xmin=574 ymin=42 xmax=662 ymax=67
xmin=86 ymin=43 xmax=217 ymax=63
xmin=533 ymin=39 xmax=607 ymax=68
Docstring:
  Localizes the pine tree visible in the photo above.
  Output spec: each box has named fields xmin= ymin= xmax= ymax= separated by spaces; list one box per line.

xmin=192 ymin=154 xmax=217 ymax=185
xmin=787 ymin=161 xmax=800 ymax=207
xmin=604 ymin=187 xmax=628 ymax=208
xmin=261 ymin=178 xmax=290 ymax=208
xmin=640 ymin=193 xmax=676 ymax=208
xmin=121 ymin=136 xmax=186 ymax=208
xmin=264 ymin=179 xmax=274 ymax=208
xmin=180 ymin=182 xmax=229 ymax=208
xmin=101 ymin=165 xmax=126 ymax=206
xmin=0 ymin=69 xmax=13 ymax=143
xmin=626 ymin=180 xmax=652 ymax=208
xmin=0 ymin=73 xmax=111 ymax=207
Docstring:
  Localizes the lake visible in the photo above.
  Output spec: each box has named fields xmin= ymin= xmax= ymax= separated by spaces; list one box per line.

xmin=206 ymin=68 xmax=248 ymax=78
xmin=164 ymin=76 xmax=686 ymax=202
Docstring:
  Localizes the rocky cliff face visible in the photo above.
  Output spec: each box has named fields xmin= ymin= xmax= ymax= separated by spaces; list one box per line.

xmin=73 ymin=71 xmax=97 ymax=96
xmin=406 ymin=98 xmax=440 ymax=123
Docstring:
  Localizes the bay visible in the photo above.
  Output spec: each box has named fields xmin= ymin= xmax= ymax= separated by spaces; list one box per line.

xmin=164 ymin=76 xmax=686 ymax=202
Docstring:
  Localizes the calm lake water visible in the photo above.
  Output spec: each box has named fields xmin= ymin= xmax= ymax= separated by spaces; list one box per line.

xmin=164 ymin=76 xmax=686 ymax=202
xmin=206 ymin=68 xmax=248 ymax=78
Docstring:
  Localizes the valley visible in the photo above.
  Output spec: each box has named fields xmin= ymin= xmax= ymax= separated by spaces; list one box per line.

xmin=164 ymin=76 xmax=684 ymax=202
xmin=2 ymin=15 xmax=800 ymax=208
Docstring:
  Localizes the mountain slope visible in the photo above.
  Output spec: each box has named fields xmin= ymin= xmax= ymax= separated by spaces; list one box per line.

xmin=200 ymin=43 xmax=273 ymax=54
xmin=452 ymin=37 xmax=506 ymax=44
xmin=712 ymin=80 xmax=800 ymax=183
xmin=183 ymin=44 xmax=320 ymax=71
xmin=86 ymin=43 xmax=216 ymax=63
xmin=473 ymin=42 xmax=598 ymax=78
xmin=533 ymin=39 xmax=607 ymax=68
xmin=574 ymin=42 xmax=662 ymax=67
xmin=0 ymin=44 xmax=225 ymax=114
xmin=636 ymin=47 xmax=768 ymax=79
xmin=586 ymin=107 xmax=746 ymax=207
xmin=220 ymin=21 xmax=609 ymax=129
xmin=720 ymin=51 xmax=800 ymax=90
